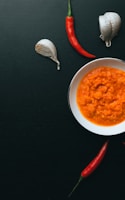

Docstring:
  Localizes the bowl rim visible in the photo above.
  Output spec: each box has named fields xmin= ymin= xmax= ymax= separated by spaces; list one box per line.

xmin=68 ymin=57 xmax=125 ymax=136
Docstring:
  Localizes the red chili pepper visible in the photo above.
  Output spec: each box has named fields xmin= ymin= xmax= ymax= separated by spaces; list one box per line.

xmin=68 ymin=140 xmax=109 ymax=197
xmin=65 ymin=0 xmax=96 ymax=59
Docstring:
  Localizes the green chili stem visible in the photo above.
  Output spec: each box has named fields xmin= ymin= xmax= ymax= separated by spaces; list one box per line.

xmin=67 ymin=0 xmax=72 ymax=16
xmin=68 ymin=176 xmax=83 ymax=198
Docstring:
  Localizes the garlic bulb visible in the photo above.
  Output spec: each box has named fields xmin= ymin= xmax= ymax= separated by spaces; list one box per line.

xmin=99 ymin=12 xmax=121 ymax=47
xmin=35 ymin=39 xmax=60 ymax=70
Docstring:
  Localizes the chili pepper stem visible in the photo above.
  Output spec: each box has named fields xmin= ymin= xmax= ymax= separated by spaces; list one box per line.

xmin=68 ymin=176 xmax=83 ymax=198
xmin=68 ymin=0 xmax=72 ymax=16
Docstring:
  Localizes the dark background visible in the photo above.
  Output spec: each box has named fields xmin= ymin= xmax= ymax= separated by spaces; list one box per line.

xmin=0 ymin=0 xmax=125 ymax=199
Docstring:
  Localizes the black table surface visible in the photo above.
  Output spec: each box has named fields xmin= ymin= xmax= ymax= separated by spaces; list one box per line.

xmin=0 ymin=0 xmax=125 ymax=199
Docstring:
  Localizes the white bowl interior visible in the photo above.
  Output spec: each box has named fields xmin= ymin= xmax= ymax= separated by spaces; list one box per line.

xmin=68 ymin=57 xmax=125 ymax=136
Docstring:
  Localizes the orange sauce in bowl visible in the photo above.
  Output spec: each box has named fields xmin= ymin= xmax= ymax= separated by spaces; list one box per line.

xmin=77 ymin=66 xmax=125 ymax=126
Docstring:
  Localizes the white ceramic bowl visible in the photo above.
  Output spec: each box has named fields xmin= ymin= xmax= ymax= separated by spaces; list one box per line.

xmin=68 ymin=57 xmax=125 ymax=136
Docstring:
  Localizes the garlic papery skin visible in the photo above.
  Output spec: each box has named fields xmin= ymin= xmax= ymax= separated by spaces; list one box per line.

xmin=35 ymin=39 xmax=60 ymax=70
xmin=99 ymin=12 xmax=121 ymax=47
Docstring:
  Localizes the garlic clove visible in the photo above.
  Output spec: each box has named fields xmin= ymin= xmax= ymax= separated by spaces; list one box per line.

xmin=99 ymin=15 xmax=112 ymax=47
xmin=104 ymin=12 xmax=121 ymax=39
xmin=35 ymin=39 xmax=60 ymax=70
